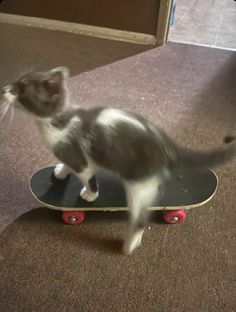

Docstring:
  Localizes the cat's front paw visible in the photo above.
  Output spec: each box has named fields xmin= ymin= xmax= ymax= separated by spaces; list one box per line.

xmin=80 ymin=187 xmax=99 ymax=202
xmin=54 ymin=163 xmax=70 ymax=180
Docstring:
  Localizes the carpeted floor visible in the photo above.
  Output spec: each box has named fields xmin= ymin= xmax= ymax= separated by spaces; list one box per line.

xmin=0 ymin=42 xmax=236 ymax=311
xmin=0 ymin=22 xmax=149 ymax=88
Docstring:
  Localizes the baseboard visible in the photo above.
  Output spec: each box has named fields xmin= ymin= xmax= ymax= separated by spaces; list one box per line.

xmin=0 ymin=12 xmax=156 ymax=46
xmin=168 ymin=39 xmax=236 ymax=52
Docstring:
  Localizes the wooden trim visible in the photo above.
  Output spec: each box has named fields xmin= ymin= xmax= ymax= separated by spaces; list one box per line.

xmin=0 ymin=12 xmax=156 ymax=46
xmin=156 ymin=0 xmax=173 ymax=45
xmin=167 ymin=40 xmax=236 ymax=52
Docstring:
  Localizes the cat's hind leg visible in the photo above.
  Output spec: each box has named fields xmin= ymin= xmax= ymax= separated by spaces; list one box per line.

xmin=123 ymin=175 xmax=160 ymax=255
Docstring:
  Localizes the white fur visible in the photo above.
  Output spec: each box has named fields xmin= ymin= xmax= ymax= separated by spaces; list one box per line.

xmin=96 ymin=108 xmax=146 ymax=132
xmin=80 ymin=186 xmax=99 ymax=202
xmin=54 ymin=163 xmax=71 ymax=179
xmin=4 ymin=90 xmax=17 ymax=104
xmin=123 ymin=228 xmax=144 ymax=255
xmin=50 ymin=66 xmax=70 ymax=79
xmin=40 ymin=116 xmax=80 ymax=147
xmin=77 ymin=165 xmax=99 ymax=202
xmin=125 ymin=175 xmax=160 ymax=222
xmin=123 ymin=175 xmax=160 ymax=254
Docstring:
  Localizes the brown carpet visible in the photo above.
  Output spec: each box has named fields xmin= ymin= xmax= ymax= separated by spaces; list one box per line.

xmin=0 ymin=22 xmax=149 ymax=88
xmin=0 ymin=42 xmax=236 ymax=311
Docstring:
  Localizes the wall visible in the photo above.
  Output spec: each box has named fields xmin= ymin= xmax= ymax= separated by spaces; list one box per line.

xmin=0 ymin=0 xmax=161 ymax=35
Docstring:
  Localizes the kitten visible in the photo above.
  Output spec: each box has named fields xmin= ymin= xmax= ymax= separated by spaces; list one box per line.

xmin=1 ymin=67 xmax=235 ymax=255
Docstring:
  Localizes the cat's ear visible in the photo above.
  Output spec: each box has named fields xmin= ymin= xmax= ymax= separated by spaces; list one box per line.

xmin=43 ymin=71 xmax=63 ymax=92
xmin=47 ymin=71 xmax=63 ymax=87
xmin=49 ymin=66 xmax=70 ymax=79
xmin=45 ymin=66 xmax=70 ymax=89
xmin=42 ymin=77 xmax=60 ymax=96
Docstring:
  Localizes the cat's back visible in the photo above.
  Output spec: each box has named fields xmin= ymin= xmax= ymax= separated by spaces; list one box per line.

xmin=84 ymin=107 xmax=170 ymax=179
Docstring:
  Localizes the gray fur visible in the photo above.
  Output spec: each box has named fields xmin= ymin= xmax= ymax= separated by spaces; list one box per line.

xmin=1 ymin=67 xmax=236 ymax=254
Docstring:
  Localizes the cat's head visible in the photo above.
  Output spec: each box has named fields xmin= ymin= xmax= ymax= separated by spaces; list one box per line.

xmin=1 ymin=67 xmax=69 ymax=118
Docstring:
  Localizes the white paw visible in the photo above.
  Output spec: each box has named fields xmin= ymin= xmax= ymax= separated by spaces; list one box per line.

xmin=80 ymin=187 xmax=99 ymax=202
xmin=54 ymin=164 xmax=70 ymax=180
xmin=123 ymin=229 xmax=144 ymax=255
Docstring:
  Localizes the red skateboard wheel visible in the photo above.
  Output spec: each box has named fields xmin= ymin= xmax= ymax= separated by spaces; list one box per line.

xmin=62 ymin=211 xmax=85 ymax=225
xmin=162 ymin=210 xmax=186 ymax=224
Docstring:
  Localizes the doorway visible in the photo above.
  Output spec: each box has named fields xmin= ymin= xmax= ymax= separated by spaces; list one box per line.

xmin=168 ymin=0 xmax=236 ymax=50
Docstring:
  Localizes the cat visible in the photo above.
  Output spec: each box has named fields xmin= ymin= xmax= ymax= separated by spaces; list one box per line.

xmin=1 ymin=66 xmax=236 ymax=255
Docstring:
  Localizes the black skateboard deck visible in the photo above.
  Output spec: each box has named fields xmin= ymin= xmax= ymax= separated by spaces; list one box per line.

xmin=30 ymin=166 xmax=218 ymax=211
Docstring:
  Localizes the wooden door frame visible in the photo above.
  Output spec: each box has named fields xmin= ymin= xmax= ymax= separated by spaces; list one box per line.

xmin=0 ymin=0 xmax=173 ymax=46
xmin=0 ymin=12 xmax=156 ymax=45
xmin=156 ymin=0 xmax=173 ymax=45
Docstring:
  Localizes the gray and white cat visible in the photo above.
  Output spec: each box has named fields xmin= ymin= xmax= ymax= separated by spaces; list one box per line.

xmin=1 ymin=67 xmax=235 ymax=254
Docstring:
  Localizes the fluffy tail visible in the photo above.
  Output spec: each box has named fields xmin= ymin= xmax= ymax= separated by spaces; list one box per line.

xmin=176 ymin=136 xmax=236 ymax=168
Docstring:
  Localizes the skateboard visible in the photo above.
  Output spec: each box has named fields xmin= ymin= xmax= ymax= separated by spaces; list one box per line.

xmin=30 ymin=166 xmax=218 ymax=225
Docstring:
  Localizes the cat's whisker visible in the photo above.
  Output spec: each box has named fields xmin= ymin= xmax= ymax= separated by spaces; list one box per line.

xmin=0 ymin=108 xmax=8 ymax=119
xmin=0 ymin=101 xmax=6 ymax=110
xmin=0 ymin=99 xmax=7 ymax=106
xmin=0 ymin=101 xmax=12 ymax=119
xmin=9 ymin=106 xmax=13 ymax=121
xmin=0 ymin=101 xmax=7 ymax=114
xmin=0 ymin=98 xmax=6 ymax=105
